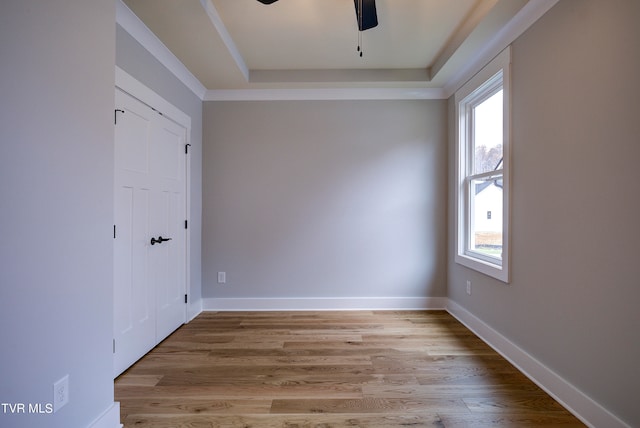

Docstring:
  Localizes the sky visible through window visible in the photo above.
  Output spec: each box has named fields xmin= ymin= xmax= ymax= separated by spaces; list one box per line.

xmin=473 ymin=89 xmax=503 ymax=174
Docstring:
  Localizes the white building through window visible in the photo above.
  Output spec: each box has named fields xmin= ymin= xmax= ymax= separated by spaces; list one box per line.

xmin=455 ymin=47 xmax=511 ymax=282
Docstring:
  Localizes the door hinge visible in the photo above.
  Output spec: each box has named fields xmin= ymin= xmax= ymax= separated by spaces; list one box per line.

xmin=184 ymin=220 xmax=188 ymax=229
xmin=114 ymin=109 xmax=124 ymax=125
xmin=185 ymin=143 xmax=191 ymax=154
xmin=184 ymin=294 xmax=188 ymax=304
xmin=113 ymin=225 xmax=116 ymax=239
xmin=113 ymin=339 xmax=116 ymax=354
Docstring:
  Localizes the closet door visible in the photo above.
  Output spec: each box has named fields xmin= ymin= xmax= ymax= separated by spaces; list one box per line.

xmin=149 ymin=106 xmax=187 ymax=343
xmin=113 ymin=88 xmax=186 ymax=377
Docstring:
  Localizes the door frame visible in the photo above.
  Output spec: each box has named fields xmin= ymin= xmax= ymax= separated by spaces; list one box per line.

xmin=115 ymin=66 xmax=192 ymax=322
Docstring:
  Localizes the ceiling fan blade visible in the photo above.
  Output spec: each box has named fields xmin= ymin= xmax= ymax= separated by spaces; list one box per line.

xmin=257 ymin=0 xmax=279 ymax=4
xmin=354 ymin=0 xmax=378 ymax=31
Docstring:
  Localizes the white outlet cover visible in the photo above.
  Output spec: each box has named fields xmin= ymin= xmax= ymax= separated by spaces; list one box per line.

xmin=53 ymin=375 xmax=69 ymax=412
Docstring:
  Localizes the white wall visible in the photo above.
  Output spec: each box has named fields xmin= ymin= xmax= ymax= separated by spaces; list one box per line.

xmin=203 ymin=100 xmax=447 ymax=306
xmin=448 ymin=0 xmax=640 ymax=426
xmin=0 ymin=1 xmax=117 ymax=427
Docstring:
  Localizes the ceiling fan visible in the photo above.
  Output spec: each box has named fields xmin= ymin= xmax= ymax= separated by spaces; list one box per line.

xmin=256 ymin=0 xmax=378 ymax=56
xmin=256 ymin=0 xmax=378 ymax=31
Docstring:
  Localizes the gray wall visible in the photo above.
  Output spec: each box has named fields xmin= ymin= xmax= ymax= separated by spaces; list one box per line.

xmin=116 ymin=25 xmax=203 ymax=306
xmin=203 ymin=100 xmax=447 ymax=300
xmin=0 ymin=1 xmax=116 ymax=427
xmin=447 ymin=0 xmax=640 ymax=425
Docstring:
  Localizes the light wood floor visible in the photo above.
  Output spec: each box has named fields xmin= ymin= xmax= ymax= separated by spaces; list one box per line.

xmin=115 ymin=310 xmax=585 ymax=427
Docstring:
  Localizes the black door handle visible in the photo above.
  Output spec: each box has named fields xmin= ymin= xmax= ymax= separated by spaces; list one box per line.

xmin=150 ymin=236 xmax=172 ymax=245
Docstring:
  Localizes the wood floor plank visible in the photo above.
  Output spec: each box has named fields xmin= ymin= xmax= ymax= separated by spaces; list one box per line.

xmin=270 ymin=397 xmax=469 ymax=414
xmin=462 ymin=394 xmax=569 ymax=413
xmin=438 ymin=412 xmax=587 ymax=427
xmin=362 ymin=383 xmax=543 ymax=399
xmin=114 ymin=374 xmax=163 ymax=387
xmin=155 ymin=372 xmax=381 ymax=388
xmin=116 ymin=384 xmax=363 ymax=400
xmin=119 ymin=398 xmax=272 ymax=415
xmin=115 ymin=310 xmax=586 ymax=427
xmin=123 ymin=413 xmax=445 ymax=428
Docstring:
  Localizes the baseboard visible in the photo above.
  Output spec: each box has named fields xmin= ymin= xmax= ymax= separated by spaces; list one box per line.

xmin=87 ymin=402 xmax=121 ymax=428
xmin=187 ymin=299 xmax=203 ymax=322
xmin=202 ymin=296 xmax=447 ymax=311
xmin=446 ymin=300 xmax=630 ymax=428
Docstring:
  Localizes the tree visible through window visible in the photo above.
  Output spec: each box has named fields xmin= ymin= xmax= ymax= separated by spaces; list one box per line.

xmin=475 ymin=144 xmax=502 ymax=175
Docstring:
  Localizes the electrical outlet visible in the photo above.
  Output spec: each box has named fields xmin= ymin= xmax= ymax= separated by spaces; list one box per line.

xmin=217 ymin=272 xmax=226 ymax=284
xmin=466 ymin=280 xmax=472 ymax=295
xmin=53 ymin=375 xmax=69 ymax=413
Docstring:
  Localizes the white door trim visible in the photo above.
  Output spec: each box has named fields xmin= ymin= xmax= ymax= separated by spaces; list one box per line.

xmin=115 ymin=66 xmax=192 ymax=323
xmin=116 ymin=67 xmax=191 ymax=131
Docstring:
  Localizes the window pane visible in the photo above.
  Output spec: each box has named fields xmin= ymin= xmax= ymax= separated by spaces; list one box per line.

xmin=473 ymin=90 xmax=503 ymax=174
xmin=469 ymin=175 xmax=503 ymax=259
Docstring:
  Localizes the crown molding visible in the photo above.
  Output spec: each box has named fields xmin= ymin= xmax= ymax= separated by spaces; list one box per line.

xmin=200 ymin=0 xmax=249 ymax=82
xmin=204 ymin=87 xmax=447 ymax=101
xmin=117 ymin=0 xmax=559 ymax=102
xmin=443 ymin=0 xmax=560 ymax=98
xmin=115 ymin=0 xmax=207 ymax=99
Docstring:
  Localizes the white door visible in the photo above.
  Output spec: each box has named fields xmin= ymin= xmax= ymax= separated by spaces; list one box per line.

xmin=149 ymin=106 xmax=187 ymax=342
xmin=113 ymin=88 xmax=186 ymax=377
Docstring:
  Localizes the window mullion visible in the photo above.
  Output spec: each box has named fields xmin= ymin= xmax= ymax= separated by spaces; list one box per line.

xmin=468 ymin=169 xmax=503 ymax=181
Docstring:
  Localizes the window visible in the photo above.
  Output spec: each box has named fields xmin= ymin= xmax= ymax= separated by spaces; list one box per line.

xmin=455 ymin=47 xmax=510 ymax=282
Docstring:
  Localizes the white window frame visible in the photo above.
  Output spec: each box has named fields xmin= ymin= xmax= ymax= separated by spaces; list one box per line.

xmin=454 ymin=47 xmax=511 ymax=283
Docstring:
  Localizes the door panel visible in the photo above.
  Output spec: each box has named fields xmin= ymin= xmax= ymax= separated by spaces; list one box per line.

xmin=157 ymin=189 xmax=186 ymax=341
xmin=117 ymin=106 xmax=150 ymax=174
xmin=152 ymin=114 xmax=187 ymax=342
xmin=113 ymin=186 xmax=133 ymax=335
xmin=154 ymin=122 xmax=182 ymax=181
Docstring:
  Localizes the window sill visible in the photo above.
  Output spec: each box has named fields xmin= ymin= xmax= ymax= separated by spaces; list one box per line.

xmin=455 ymin=253 xmax=510 ymax=283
